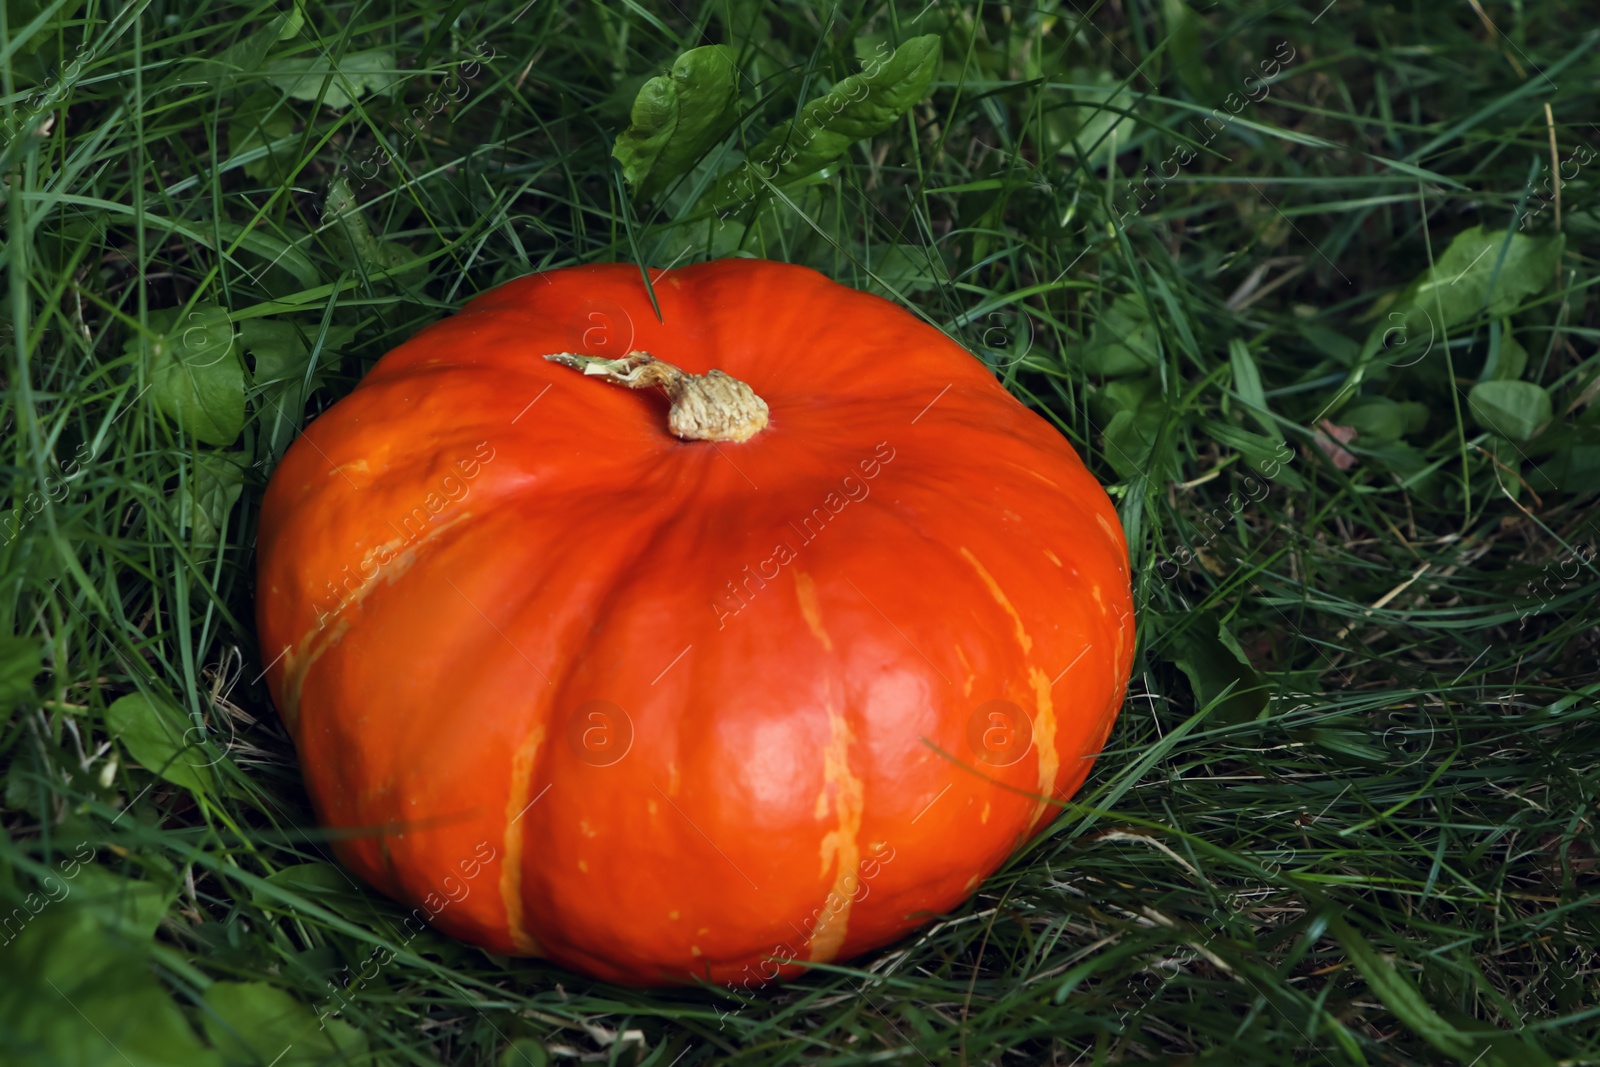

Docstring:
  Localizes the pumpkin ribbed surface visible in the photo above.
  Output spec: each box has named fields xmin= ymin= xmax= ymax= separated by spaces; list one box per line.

xmin=256 ymin=259 xmax=1134 ymax=986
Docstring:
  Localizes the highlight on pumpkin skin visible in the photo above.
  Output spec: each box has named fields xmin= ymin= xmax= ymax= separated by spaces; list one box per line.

xmin=543 ymin=351 xmax=770 ymax=443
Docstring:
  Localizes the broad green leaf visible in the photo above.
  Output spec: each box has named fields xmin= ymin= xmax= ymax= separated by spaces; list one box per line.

xmin=0 ymin=907 xmax=222 ymax=1067
xmin=256 ymin=861 xmax=354 ymax=902
xmin=1537 ymin=444 xmax=1600 ymax=495
xmin=1160 ymin=0 xmax=1211 ymax=98
xmin=5 ymin=0 xmax=86 ymax=57
xmin=1414 ymin=226 xmax=1564 ymax=323
xmin=228 ymin=89 xmax=297 ymax=183
xmin=1374 ymin=440 xmax=1435 ymax=484
xmin=613 ymin=45 xmax=739 ymax=202
xmin=250 ymin=863 xmax=403 ymax=944
xmin=70 ymin=865 xmax=175 ymax=941
xmin=252 ymin=862 xmax=382 ymax=921
xmin=267 ymin=49 xmax=397 ymax=109
xmin=701 ymin=35 xmax=940 ymax=211
xmin=203 ymin=981 xmax=367 ymax=1066
xmin=132 ymin=305 xmax=246 ymax=447
xmin=243 ymin=320 xmax=309 ymax=402
xmin=1298 ymin=324 xmax=1360 ymax=364
xmin=1096 ymin=373 xmax=1171 ymax=483
xmin=1050 ymin=68 xmax=1132 ymax=172
xmin=170 ymin=10 xmax=292 ymax=89
xmin=1365 ymin=226 xmax=1564 ymax=361
xmin=1161 ymin=611 xmax=1267 ymax=725
xmin=247 ymin=322 xmax=352 ymax=408
xmin=1400 ymin=400 xmax=1430 ymax=435
xmin=4 ymin=755 xmax=39 ymax=814
xmin=1102 ymin=408 xmax=1166 ymax=483
xmin=1228 ymin=339 xmax=1277 ymax=438
xmin=0 ymin=633 xmax=42 ymax=708
xmin=1100 ymin=374 xmax=1163 ymax=418
xmin=1341 ymin=397 xmax=1429 ymax=442
xmin=864 ymin=243 xmax=944 ymax=297
xmin=1079 ymin=294 xmax=1161 ymax=376
xmin=1480 ymin=329 xmax=1528 ymax=382
xmin=104 ymin=692 xmax=217 ymax=799
xmin=1469 ymin=380 xmax=1552 ymax=442
xmin=243 ymin=319 xmax=340 ymax=456
xmin=499 ymin=1039 xmax=551 ymax=1067
xmin=174 ymin=452 xmax=246 ymax=545
xmin=277 ymin=1 xmax=305 ymax=40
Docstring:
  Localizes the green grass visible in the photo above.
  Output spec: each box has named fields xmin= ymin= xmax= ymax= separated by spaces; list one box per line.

xmin=3 ymin=0 xmax=1599 ymax=1063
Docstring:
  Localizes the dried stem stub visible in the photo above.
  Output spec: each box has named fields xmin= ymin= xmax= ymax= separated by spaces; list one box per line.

xmin=543 ymin=351 xmax=769 ymax=443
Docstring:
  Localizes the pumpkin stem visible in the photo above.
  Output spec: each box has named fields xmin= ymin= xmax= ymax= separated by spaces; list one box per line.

xmin=543 ymin=351 xmax=769 ymax=443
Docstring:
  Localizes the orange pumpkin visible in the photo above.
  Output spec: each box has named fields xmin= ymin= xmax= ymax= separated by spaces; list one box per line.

xmin=256 ymin=259 xmax=1134 ymax=987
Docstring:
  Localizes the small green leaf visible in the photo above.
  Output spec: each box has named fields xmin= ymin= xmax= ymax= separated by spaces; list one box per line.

xmin=1341 ymin=397 xmax=1408 ymax=442
xmin=613 ymin=45 xmax=739 ymax=203
xmin=132 ymin=305 xmax=246 ymax=447
xmin=0 ymin=907 xmax=223 ymax=1067
xmin=1079 ymin=294 xmax=1161 ymax=376
xmin=1417 ymin=226 xmax=1564 ymax=324
xmin=1469 ymin=380 xmax=1552 ymax=442
xmin=243 ymin=320 xmax=310 ymax=402
xmin=244 ymin=319 xmax=342 ymax=456
xmin=174 ymin=452 xmax=246 ymax=546
xmin=1481 ymin=329 xmax=1528 ymax=382
xmin=1399 ymin=400 xmax=1430 ymax=435
xmin=702 ymin=35 xmax=940 ymax=211
xmin=1537 ymin=444 xmax=1600 ymax=494
xmin=1095 ymin=373 xmax=1170 ymax=483
xmin=70 ymin=865 xmax=176 ymax=942
xmin=863 ymin=243 xmax=944 ymax=297
xmin=5 ymin=0 xmax=87 ymax=57
xmin=1298 ymin=324 xmax=1360 ymax=364
xmin=1102 ymin=408 xmax=1164 ymax=483
xmin=228 ymin=89 xmax=297 ymax=183
xmin=252 ymin=861 xmax=385 ymax=923
xmin=203 ymin=981 xmax=367 ymax=1066
xmin=1161 ymin=611 xmax=1267 ymax=725
xmin=0 ymin=633 xmax=43 ymax=708
xmin=498 ymin=1039 xmax=551 ymax=1067
xmin=278 ymin=1 xmax=305 ymax=40
xmin=1364 ymin=438 xmax=1431 ymax=480
xmin=1365 ymin=227 xmax=1564 ymax=362
xmin=168 ymin=9 xmax=289 ymax=88
xmin=1160 ymin=0 xmax=1211 ymax=98
xmin=1052 ymin=67 xmax=1132 ymax=172
xmin=104 ymin=692 xmax=217 ymax=799
xmin=1100 ymin=374 xmax=1163 ymax=419
xmin=1228 ymin=339 xmax=1277 ymax=439
xmin=267 ymin=49 xmax=397 ymax=109
xmin=255 ymin=861 xmax=355 ymax=904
